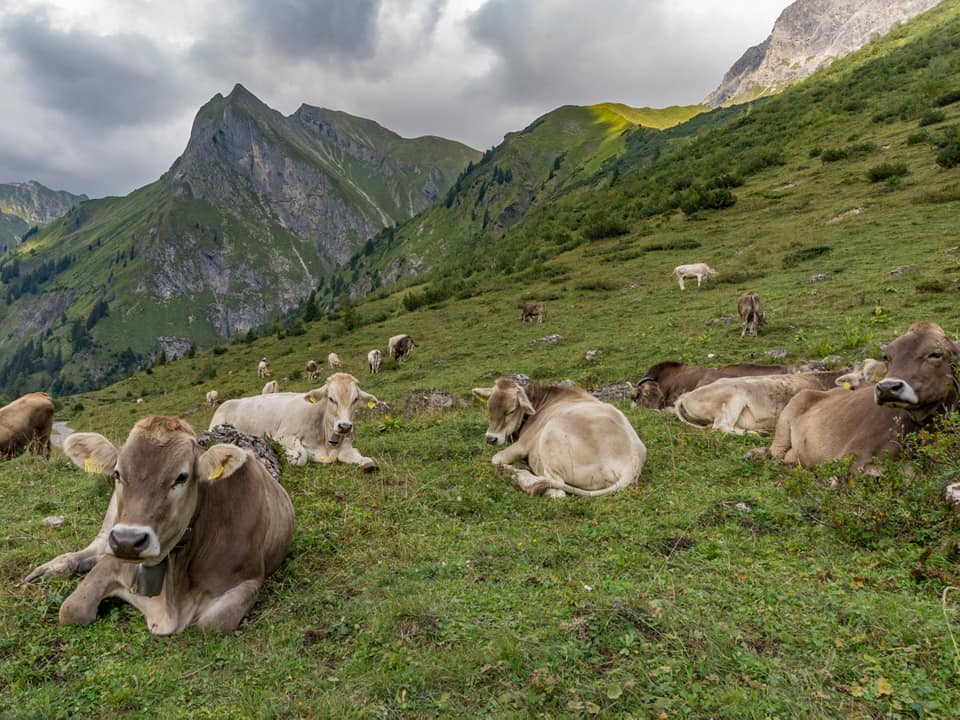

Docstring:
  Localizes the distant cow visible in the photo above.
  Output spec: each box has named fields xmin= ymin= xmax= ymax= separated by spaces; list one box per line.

xmin=211 ymin=373 xmax=379 ymax=471
xmin=766 ymin=323 xmax=960 ymax=470
xmin=257 ymin=358 xmax=271 ymax=378
xmin=327 ymin=352 xmax=342 ymax=370
xmin=674 ymin=371 xmax=844 ymax=435
xmin=0 ymin=392 xmax=55 ymax=460
xmin=520 ymin=302 xmax=545 ymax=324
xmin=835 ymin=358 xmax=887 ymax=389
xmin=368 ymin=348 xmax=382 ymax=374
xmin=389 ymin=334 xmax=415 ymax=363
xmin=632 ymin=361 xmax=792 ymax=410
xmin=24 ymin=416 xmax=294 ymax=635
xmin=737 ymin=291 xmax=765 ymax=338
xmin=673 ymin=263 xmax=717 ymax=290
xmin=473 ymin=379 xmax=646 ymax=498
xmin=306 ymin=360 xmax=321 ymax=381
xmin=205 ymin=390 xmax=219 ymax=407
xmin=261 ymin=380 xmax=279 ymax=394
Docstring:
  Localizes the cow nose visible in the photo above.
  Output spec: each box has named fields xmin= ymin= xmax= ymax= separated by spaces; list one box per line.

xmin=109 ymin=527 xmax=152 ymax=557
xmin=875 ymin=379 xmax=904 ymax=400
xmin=336 ymin=420 xmax=353 ymax=434
xmin=485 ymin=434 xmax=498 ymax=445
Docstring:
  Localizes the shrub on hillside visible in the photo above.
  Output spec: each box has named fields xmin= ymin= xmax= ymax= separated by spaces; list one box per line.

xmin=934 ymin=88 xmax=960 ymax=107
xmin=906 ymin=131 xmax=930 ymax=145
xmin=580 ymin=211 xmax=630 ymax=240
xmin=867 ymin=162 xmax=909 ymax=182
xmin=936 ymin=142 xmax=960 ymax=168
xmin=680 ymin=187 xmax=736 ymax=216
xmin=820 ymin=148 xmax=848 ymax=162
xmin=918 ymin=109 xmax=946 ymax=127
xmin=782 ymin=245 xmax=831 ymax=268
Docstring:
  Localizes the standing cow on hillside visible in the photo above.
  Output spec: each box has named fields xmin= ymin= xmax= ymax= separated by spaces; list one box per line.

xmin=368 ymin=349 xmax=382 ymax=374
xmin=520 ymin=302 xmax=545 ymax=324
xmin=389 ymin=334 xmax=415 ymax=363
xmin=738 ymin=291 xmax=765 ymax=338
xmin=306 ymin=360 xmax=322 ymax=381
xmin=257 ymin=358 xmax=271 ymax=378
xmin=673 ymin=263 xmax=717 ymax=290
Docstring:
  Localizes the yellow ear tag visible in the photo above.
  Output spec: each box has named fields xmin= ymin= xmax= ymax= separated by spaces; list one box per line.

xmin=367 ymin=401 xmax=376 ymax=409
xmin=319 ymin=456 xmax=329 ymax=462
xmin=307 ymin=395 xmax=318 ymax=404
xmin=477 ymin=395 xmax=487 ymax=405
xmin=841 ymin=381 xmax=852 ymax=390
xmin=84 ymin=458 xmax=103 ymax=474
xmin=207 ymin=464 xmax=224 ymax=481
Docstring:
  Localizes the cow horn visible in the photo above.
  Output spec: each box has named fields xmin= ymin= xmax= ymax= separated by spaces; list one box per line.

xmin=634 ymin=376 xmax=655 ymax=386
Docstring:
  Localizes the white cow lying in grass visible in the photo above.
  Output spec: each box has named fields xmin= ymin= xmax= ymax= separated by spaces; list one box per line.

xmin=211 ymin=373 xmax=380 ymax=471
xmin=473 ymin=378 xmax=646 ymax=498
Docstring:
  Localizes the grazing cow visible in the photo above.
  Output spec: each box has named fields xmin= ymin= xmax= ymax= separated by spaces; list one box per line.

xmin=205 ymin=390 xmax=219 ymax=407
xmin=327 ymin=352 xmax=342 ymax=370
xmin=368 ymin=348 xmax=382 ymax=374
xmin=0 ymin=392 xmax=55 ymax=460
xmin=674 ymin=371 xmax=844 ymax=435
xmin=737 ymin=291 xmax=765 ymax=338
xmin=261 ymin=380 xmax=279 ymax=394
xmin=306 ymin=360 xmax=321 ymax=381
xmin=632 ymin=361 xmax=792 ymax=410
xmin=520 ymin=302 xmax=545 ymax=324
xmin=210 ymin=373 xmax=379 ymax=471
xmin=673 ymin=263 xmax=717 ymax=290
xmin=388 ymin=334 xmax=415 ymax=363
xmin=24 ymin=416 xmax=294 ymax=635
xmin=765 ymin=323 xmax=960 ymax=469
xmin=472 ymin=379 xmax=646 ymax=498
xmin=257 ymin=358 xmax=271 ymax=378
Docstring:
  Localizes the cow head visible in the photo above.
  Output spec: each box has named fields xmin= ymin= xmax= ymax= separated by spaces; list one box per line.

xmin=304 ymin=373 xmax=378 ymax=447
xmin=835 ymin=358 xmax=888 ymax=390
xmin=875 ymin=323 xmax=960 ymax=414
xmin=629 ymin=377 xmax=664 ymax=410
xmin=63 ymin=416 xmax=250 ymax=574
xmin=473 ymin=378 xmax=535 ymax=445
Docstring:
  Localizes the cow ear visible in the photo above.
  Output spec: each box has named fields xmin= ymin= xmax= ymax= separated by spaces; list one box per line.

xmin=516 ymin=387 xmax=536 ymax=416
xmin=472 ymin=387 xmax=493 ymax=403
xmin=304 ymin=387 xmax=327 ymax=404
xmin=63 ymin=433 xmax=119 ymax=475
xmin=358 ymin=389 xmax=379 ymax=408
xmin=197 ymin=444 xmax=249 ymax=483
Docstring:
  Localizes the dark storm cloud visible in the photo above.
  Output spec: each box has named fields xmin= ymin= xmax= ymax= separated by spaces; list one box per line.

xmin=242 ymin=0 xmax=382 ymax=59
xmin=0 ymin=12 xmax=192 ymax=127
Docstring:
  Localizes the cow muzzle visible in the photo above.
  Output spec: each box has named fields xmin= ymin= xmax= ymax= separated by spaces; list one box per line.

xmin=485 ymin=432 xmax=505 ymax=445
xmin=108 ymin=524 xmax=160 ymax=560
xmin=874 ymin=378 xmax=919 ymax=407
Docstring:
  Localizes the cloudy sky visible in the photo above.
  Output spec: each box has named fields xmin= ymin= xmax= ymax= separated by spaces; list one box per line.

xmin=0 ymin=0 xmax=790 ymax=198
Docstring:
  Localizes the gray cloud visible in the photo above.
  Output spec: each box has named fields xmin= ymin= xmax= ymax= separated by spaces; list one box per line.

xmin=1 ymin=12 xmax=192 ymax=126
xmin=0 ymin=0 xmax=789 ymax=198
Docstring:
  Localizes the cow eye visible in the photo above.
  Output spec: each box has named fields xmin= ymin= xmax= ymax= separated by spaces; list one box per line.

xmin=173 ymin=472 xmax=189 ymax=486
xmin=112 ymin=469 xmax=121 ymax=483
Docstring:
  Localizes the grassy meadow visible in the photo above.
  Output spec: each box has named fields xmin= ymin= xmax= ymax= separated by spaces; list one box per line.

xmin=4 ymin=3 xmax=960 ymax=716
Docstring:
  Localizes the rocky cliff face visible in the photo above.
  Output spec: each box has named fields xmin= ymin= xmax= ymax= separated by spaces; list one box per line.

xmin=706 ymin=0 xmax=943 ymax=107
xmin=0 ymin=180 xmax=87 ymax=226
xmin=169 ymin=85 xmax=479 ymax=265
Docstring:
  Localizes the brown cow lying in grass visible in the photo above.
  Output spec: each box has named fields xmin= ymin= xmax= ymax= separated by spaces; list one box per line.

xmin=758 ymin=323 xmax=959 ymax=471
xmin=473 ymin=378 xmax=646 ymax=498
xmin=0 ymin=392 xmax=55 ymax=460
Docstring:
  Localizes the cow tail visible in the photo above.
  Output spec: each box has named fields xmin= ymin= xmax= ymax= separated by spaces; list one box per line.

xmin=526 ymin=474 xmax=635 ymax=498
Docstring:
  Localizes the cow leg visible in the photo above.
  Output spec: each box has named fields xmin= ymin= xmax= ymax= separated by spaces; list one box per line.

xmin=25 ymin=492 xmax=119 ymax=582
xmin=195 ymin=578 xmax=263 ymax=632
xmin=714 ymin=397 xmax=748 ymax=434
xmin=491 ymin=442 xmax=527 ymax=467
xmin=58 ymin=556 xmax=131 ymax=626
xmin=678 ymin=277 xmax=685 ymax=290
xmin=280 ymin=437 xmax=309 ymax=466
xmin=334 ymin=446 xmax=378 ymax=472
xmin=696 ymin=275 xmax=702 ymax=287
xmin=511 ymin=467 xmax=566 ymax=497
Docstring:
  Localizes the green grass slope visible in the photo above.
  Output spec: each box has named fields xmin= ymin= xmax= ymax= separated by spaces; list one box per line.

xmin=3 ymin=3 xmax=960 ymax=716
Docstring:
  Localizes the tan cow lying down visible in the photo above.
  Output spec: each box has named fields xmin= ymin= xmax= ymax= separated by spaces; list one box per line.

xmin=632 ymin=361 xmax=793 ymax=410
xmin=211 ymin=373 xmax=379 ymax=471
xmin=767 ymin=323 xmax=959 ymax=469
xmin=0 ymin=392 xmax=55 ymax=459
xmin=473 ymin=379 xmax=646 ymax=498
xmin=674 ymin=370 xmax=845 ymax=435
xmin=25 ymin=416 xmax=294 ymax=635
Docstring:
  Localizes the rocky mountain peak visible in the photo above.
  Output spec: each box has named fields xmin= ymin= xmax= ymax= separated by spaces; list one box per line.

xmin=706 ymin=0 xmax=944 ymax=107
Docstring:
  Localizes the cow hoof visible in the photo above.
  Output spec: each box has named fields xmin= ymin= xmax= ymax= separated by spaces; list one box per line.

xmin=743 ymin=447 xmax=769 ymax=461
xmin=361 ymin=461 xmax=379 ymax=473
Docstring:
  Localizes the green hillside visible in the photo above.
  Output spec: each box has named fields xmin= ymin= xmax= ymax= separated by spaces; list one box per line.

xmin=0 ymin=210 xmax=28 ymax=248
xmin=0 ymin=87 xmax=480 ymax=397
xmin=3 ymin=3 xmax=960 ymax=716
